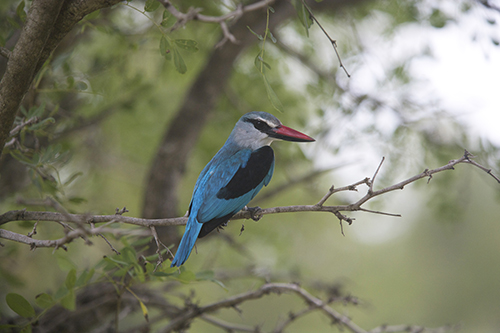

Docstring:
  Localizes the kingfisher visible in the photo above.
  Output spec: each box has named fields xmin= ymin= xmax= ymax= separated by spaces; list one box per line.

xmin=171 ymin=111 xmax=315 ymax=267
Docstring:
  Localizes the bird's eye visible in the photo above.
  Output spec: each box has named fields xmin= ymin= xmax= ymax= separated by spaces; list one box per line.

xmin=252 ymin=119 xmax=271 ymax=132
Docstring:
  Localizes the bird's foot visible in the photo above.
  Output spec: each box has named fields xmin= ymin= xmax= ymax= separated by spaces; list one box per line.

xmin=216 ymin=221 xmax=228 ymax=233
xmin=244 ymin=206 xmax=263 ymax=221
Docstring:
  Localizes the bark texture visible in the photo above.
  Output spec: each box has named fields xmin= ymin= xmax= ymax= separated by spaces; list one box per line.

xmin=0 ymin=0 xmax=122 ymax=156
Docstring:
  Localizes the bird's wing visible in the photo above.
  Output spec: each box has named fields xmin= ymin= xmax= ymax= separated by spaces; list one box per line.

xmin=195 ymin=146 xmax=274 ymax=223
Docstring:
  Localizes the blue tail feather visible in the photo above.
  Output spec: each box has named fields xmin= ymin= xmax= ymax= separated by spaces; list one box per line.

xmin=171 ymin=217 xmax=203 ymax=267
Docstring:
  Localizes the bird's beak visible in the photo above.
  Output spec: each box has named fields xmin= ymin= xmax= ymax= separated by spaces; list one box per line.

xmin=270 ymin=125 xmax=315 ymax=142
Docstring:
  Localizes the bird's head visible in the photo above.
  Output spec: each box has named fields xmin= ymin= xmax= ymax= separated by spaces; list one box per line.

xmin=231 ymin=111 xmax=315 ymax=149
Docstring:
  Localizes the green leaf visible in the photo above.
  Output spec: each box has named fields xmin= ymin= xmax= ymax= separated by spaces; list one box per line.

xmin=86 ymin=9 xmax=100 ymax=20
xmin=20 ymin=326 xmax=32 ymax=333
xmin=144 ymin=0 xmax=160 ymax=12
xmin=29 ymin=103 xmax=46 ymax=118
xmin=195 ymin=270 xmax=226 ymax=289
xmin=75 ymin=268 xmax=94 ymax=287
xmin=254 ymin=54 xmax=272 ymax=72
xmin=65 ymin=269 xmax=77 ymax=290
xmin=262 ymin=75 xmax=284 ymax=113
xmin=6 ymin=293 xmax=35 ymax=318
xmin=159 ymin=36 xmax=171 ymax=60
xmin=7 ymin=17 xmax=20 ymax=29
xmin=53 ymin=285 xmax=69 ymax=300
xmin=138 ymin=299 xmax=149 ymax=321
xmin=121 ymin=246 xmax=137 ymax=264
xmin=130 ymin=236 xmax=153 ymax=247
xmin=429 ymin=8 xmax=448 ymax=28
xmin=126 ymin=288 xmax=149 ymax=321
xmin=75 ymin=81 xmax=88 ymax=90
xmin=268 ymin=30 xmax=277 ymax=43
xmin=16 ymin=1 xmax=26 ymax=22
xmin=114 ymin=266 xmax=132 ymax=277
xmin=247 ymin=26 xmax=263 ymax=40
xmin=175 ymin=270 xmax=196 ymax=284
xmin=103 ymin=256 xmax=129 ymax=267
xmin=153 ymin=266 xmax=178 ymax=276
xmin=35 ymin=293 xmax=55 ymax=309
xmin=174 ymin=39 xmax=199 ymax=52
xmin=292 ymin=0 xmax=313 ymax=36
xmin=60 ymin=290 xmax=76 ymax=311
xmin=172 ymin=48 xmax=187 ymax=74
xmin=28 ymin=117 xmax=55 ymax=131
xmin=195 ymin=270 xmax=214 ymax=280
xmin=210 ymin=278 xmax=227 ymax=290
xmin=64 ymin=172 xmax=83 ymax=186
xmin=161 ymin=11 xmax=177 ymax=28
xmin=0 ymin=325 xmax=18 ymax=330
xmin=68 ymin=197 xmax=87 ymax=204
xmin=66 ymin=76 xmax=75 ymax=88
xmin=10 ymin=150 xmax=33 ymax=165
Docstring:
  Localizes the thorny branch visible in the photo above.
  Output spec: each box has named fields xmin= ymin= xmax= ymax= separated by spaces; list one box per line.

xmin=0 ymin=150 xmax=498 ymax=250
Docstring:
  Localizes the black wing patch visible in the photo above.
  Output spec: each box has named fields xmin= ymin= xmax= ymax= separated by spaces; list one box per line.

xmin=198 ymin=213 xmax=234 ymax=238
xmin=216 ymin=146 xmax=274 ymax=200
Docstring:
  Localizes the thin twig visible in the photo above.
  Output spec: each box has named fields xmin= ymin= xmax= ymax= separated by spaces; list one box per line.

xmin=368 ymin=323 xmax=460 ymax=333
xmin=157 ymin=0 xmax=272 ymax=47
xmin=96 ymin=232 xmax=121 ymax=255
xmin=316 ymin=178 xmax=370 ymax=207
xmin=358 ymin=208 xmax=401 ymax=217
xmin=300 ymin=0 xmax=350 ymax=77
xmin=0 ymin=46 xmax=11 ymax=59
xmin=27 ymin=221 xmax=38 ymax=237
xmin=201 ymin=314 xmax=257 ymax=332
xmin=9 ymin=117 xmax=40 ymax=137
xmin=273 ymin=306 xmax=317 ymax=333
xmin=162 ymin=283 xmax=367 ymax=333
xmin=369 ymin=157 xmax=385 ymax=193
xmin=150 ymin=226 xmax=174 ymax=270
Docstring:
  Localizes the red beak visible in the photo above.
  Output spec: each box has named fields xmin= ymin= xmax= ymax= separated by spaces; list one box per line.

xmin=271 ymin=125 xmax=315 ymax=142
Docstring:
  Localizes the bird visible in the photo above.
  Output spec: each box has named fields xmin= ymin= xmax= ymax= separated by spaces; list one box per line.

xmin=170 ymin=111 xmax=315 ymax=267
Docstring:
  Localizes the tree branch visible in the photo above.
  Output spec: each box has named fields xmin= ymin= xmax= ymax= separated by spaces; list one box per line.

xmin=200 ymin=314 xmax=257 ymax=332
xmin=0 ymin=47 xmax=11 ymax=59
xmin=162 ymin=282 xmax=367 ymax=333
xmin=1 ymin=151 xmax=497 ymax=250
xmin=159 ymin=282 xmax=454 ymax=333
xmin=158 ymin=0 xmax=273 ymax=47
xmin=300 ymin=0 xmax=350 ymax=77
xmin=0 ymin=218 xmax=149 ymax=250
xmin=0 ymin=0 xmax=65 ymax=156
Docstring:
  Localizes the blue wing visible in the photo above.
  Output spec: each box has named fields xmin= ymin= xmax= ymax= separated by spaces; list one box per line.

xmin=196 ymin=146 xmax=274 ymax=223
xmin=171 ymin=146 xmax=274 ymax=267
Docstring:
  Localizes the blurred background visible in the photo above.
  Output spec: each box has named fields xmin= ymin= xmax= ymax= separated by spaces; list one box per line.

xmin=1 ymin=0 xmax=500 ymax=331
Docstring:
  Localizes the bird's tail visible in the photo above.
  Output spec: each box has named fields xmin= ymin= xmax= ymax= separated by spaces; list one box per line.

xmin=171 ymin=217 xmax=202 ymax=267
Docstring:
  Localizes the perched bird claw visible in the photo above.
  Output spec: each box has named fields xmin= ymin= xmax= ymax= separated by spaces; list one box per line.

xmin=245 ymin=206 xmax=263 ymax=221
xmin=216 ymin=221 xmax=228 ymax=232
